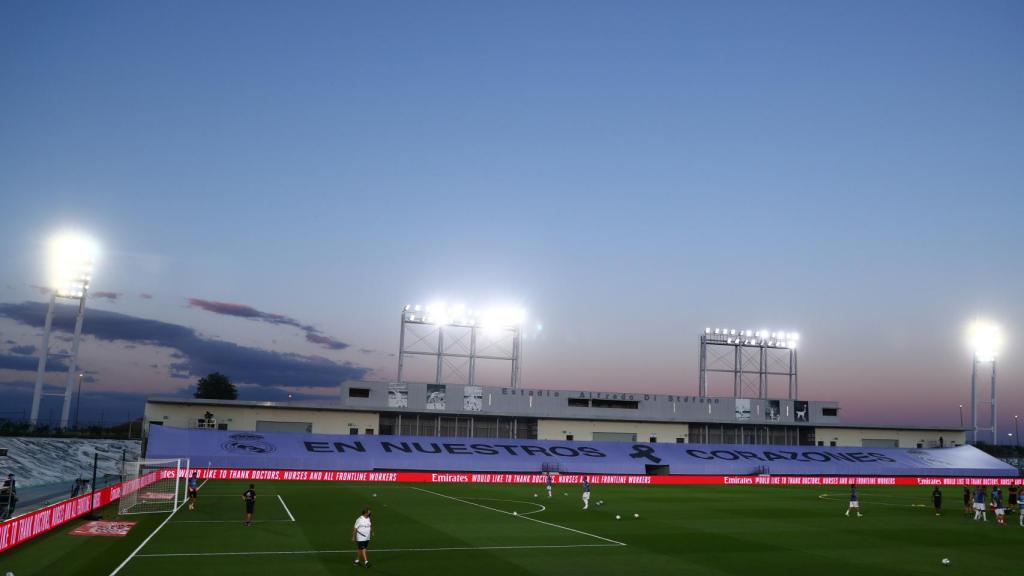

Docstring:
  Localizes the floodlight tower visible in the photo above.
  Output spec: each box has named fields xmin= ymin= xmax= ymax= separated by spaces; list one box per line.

xmin=967 ymin=320 xmax=1002 ymax=445
xmin=698 ymin=328 xmax=799 ymax=399
xmin=397 ymin=303 xmax=525 ymax=388
xmin=30 ymin=232 xmax=98 ymax=428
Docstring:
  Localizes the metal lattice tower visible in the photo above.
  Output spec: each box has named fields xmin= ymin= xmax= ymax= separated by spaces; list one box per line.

xmin=698 ymin=328 xmax=799 ymax=399
xmin=397 ymin=304 xmax=523 ymax=388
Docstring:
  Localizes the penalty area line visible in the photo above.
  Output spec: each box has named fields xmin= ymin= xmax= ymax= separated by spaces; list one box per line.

xmin=135 ymin=543 xmax=622 ymax=558
xmin=410 ymin=486 xmax=626 ymax=547
xmin=277 ymin=494 xmax=296 ymax=522
xmin=109 ymin=479 xmax=208 ymax=576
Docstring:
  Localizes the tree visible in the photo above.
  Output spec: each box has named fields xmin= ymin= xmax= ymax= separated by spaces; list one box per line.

xmin=194 ymin=372 xmax=238 ymax=400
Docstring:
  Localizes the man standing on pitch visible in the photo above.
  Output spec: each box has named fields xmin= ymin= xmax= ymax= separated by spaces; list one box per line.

xmin=545 ymin=473 xmax=553 ymax=499
xmin=581 ymin=476 xmax=591 ymax=510
xmin=932 ymin=487 xmax=942 ymax=516
xmin=187 ymin=472 xmax=199 ymax=511
xmin=352 ymin=507 xmax=373 ymax=567
xmin=242 ymin=484 xmax=256 ymax=526
xmin=844 ymin=484 xmax=862 ymax=517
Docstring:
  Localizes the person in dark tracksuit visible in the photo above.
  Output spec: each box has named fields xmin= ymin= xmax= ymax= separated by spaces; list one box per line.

xmin=932 ymin=487 xmax=942 ymax=516
xmin=242 ymin=484 xmax=256 ymax=526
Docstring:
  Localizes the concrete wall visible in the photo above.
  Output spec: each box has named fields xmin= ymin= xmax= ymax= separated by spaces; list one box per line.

xmin=537 ymin=419 xmax=689 ymax=443
xmin=145 ymin=401 xmax=379 ymax=436
xmin=341 ymin=380 xmax=842 ymax=426
xmin=815 ymin=427 xmax=966 ymax=449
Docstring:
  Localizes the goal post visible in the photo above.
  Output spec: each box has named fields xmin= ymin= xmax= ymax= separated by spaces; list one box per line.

xmin=118 ymin=458 xmax=189 ymax=515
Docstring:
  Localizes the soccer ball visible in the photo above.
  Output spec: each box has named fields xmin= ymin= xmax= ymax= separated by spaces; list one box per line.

xmin=615 ymin=515 xmax=621 ymax=520
xmin=372 ymin=493 xmax=377 ymax=498
xmin=534 ymin=493 xmax=538 ymax=498
xmin=513 ymin=511 xmax=518 ymax=516
xmin=634 ymin=513 xmax=639 ymax=519
xmin=942 ymin=559 xmax=950 ymax=566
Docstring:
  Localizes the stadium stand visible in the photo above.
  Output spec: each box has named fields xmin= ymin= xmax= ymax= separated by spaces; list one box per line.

xmin=146 ymin=425 xmax=1017 ymax=477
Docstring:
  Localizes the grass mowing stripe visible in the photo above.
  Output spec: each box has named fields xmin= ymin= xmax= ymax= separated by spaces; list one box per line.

xmin=277 ymin=494 xmax=296 ymax=521
xmin=134 ymin=543 xmax=624 ymax=558
xmin=410 ymin=486 xmax=627 ymax=547
xmin=108 ymin=479 xmax=208 ymax=576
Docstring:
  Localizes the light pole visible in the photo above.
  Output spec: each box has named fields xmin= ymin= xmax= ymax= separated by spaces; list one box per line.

xmin=1015 ymin=415 xmax=1020 ymax=448
xmin=959 ymin=404 xmax=964 ymax=428
xmin=967 ymin=320 xmax=1002 ymax=445
xmin=73 ymin=371 xmax=84 ymax=428
xmin=31 ymin=232 xmax=98 ymax=428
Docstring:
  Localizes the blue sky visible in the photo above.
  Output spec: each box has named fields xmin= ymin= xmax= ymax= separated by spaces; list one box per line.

xmin=1 ymin=1 xmax=1022 ymax=432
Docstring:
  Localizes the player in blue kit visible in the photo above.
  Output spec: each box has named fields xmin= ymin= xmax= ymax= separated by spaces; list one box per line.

xmin=844 ymin=484 xmax=862 ymax=517
xmin=993 ymin=487 xmax=1005 ymax=525
xmin=581 ymin=476 xmax=591 ymax=510
xmin=187 ymin=472 xmax=199 ymax=511
xmin=973 ymin=486 xmax=987 ymax=522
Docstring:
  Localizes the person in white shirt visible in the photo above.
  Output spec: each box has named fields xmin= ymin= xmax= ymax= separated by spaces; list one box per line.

xmin=352 ymin=508 xmax=373 ymax=567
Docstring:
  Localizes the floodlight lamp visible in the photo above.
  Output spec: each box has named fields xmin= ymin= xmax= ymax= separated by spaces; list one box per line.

xmin=705 ymin=327 xmax=711 ymax=334
xmin=48 ymin=231 xmax=99 ymax=299
xmin=968 ymin=320 xmax=1002 ymax=362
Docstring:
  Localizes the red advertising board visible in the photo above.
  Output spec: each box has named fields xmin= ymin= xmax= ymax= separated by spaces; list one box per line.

xmin=183 ymin=468 xmax=1024 ymax=487
xmin=0 ymin=470 xmax=161 ymax=554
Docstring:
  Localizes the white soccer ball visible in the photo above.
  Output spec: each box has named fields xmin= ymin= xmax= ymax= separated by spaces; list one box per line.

xmin=534 ymin=493 xmax=538 ymax=498
xmin=942 ymin=559 xmax=950 ymax=566
xmin=372 ymin=493 xmax=377 ymax=498
xmin=513 ymin=511 xmax=518 ymax=516
xmin=634 ymin=513 xmax=639 ymax=519
xmin=615 ymin=515 xmax=621 ymax=520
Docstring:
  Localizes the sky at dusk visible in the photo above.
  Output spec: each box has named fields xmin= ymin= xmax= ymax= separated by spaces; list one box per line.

xmin=1 ymin=1 xmax=1022 ymax=433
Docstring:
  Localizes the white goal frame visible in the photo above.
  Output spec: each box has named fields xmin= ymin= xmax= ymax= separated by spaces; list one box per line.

xmin=118 ymin=458 xmax=190 ymax=515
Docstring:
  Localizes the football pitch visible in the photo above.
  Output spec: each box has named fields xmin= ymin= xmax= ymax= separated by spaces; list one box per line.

xmin=1 ymin=481 xmax=1020 ymax=575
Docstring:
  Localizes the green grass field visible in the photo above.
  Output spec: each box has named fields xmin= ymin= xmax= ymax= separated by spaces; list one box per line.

xmin=1 ymin=480 xmax=1020 ymax=575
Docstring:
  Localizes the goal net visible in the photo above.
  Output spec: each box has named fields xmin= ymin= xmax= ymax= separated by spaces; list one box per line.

xmin=118 ymin=458 xmax=189 ymax=515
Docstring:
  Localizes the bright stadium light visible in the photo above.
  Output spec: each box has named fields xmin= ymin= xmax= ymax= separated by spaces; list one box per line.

xmin=966 ymin=318 xmax=1003 ymax=445
xmin=48 ymin=232 xmax=98 ymax=298
xmin=398 ymin=301 xmax=527 ymax=389
xmin=32 ymin=230 xmax=100 ymax=429
xmin=968 ymin=320 xmax=1002 ymax=362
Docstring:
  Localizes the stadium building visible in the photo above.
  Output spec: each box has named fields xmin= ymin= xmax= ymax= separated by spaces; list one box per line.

xmin=143 ymin=380 xmax=965 ymax=449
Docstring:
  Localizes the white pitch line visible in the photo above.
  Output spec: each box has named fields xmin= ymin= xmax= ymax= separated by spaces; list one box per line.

xmin=464 ymin=497 xmax=547 ymax=516
xmin=410 ymin=487 xmax=626 ymax=547
xmin=171 ymin=519 xmax=294 ymax=524
xmin=135 ymin=543 xmax=622 ymax=558
xmin=109 ymin=479 xmax=208 ymax=576
xmin=277 ymin=494 xmax=296 ymax=522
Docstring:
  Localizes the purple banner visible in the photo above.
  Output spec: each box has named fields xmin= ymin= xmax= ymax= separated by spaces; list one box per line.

xmin=146 ymin=426 xmax=1018 ymax=477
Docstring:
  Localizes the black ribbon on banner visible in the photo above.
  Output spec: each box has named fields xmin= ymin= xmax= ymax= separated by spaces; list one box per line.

xmin=629 ymin=444 xmax=662 ymax=464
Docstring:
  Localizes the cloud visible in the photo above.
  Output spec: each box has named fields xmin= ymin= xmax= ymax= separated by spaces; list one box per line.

xmin=0 ymin=301 xmax=369 ymax=390
xmin=92 ymin=291 xmax=120 ymax=301
xmin=139 ymin=293 xmax=153 ymax=299
xmin=304 ymin=332 xmax=348 ymax=350
xmin=9 ymin=344 xmax=36 ymax=356
xmin=0 ymin=353 xmax=67 ymax=372
xmin=187 ymin=297 xmax=351 ymax=351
